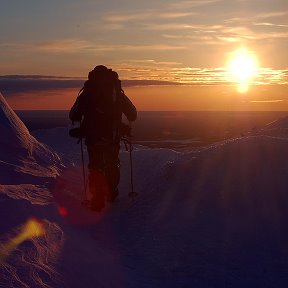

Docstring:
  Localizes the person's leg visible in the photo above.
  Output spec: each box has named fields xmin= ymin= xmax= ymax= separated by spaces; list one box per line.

xmin=104 ymin=145 xmax=120 ymax=202
xmin=87 ymin=144 xmax=109 ymax=211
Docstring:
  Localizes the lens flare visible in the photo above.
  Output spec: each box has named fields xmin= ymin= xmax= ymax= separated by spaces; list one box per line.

xmin=21 ymin=217 xmax=45 ymax=239
xmin=58 ymin=206 xmax=69 ymax=217
xmin=0 ymin=218 xmax=45 ymax=263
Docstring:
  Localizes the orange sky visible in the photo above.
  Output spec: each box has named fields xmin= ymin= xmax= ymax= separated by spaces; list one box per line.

xmin=6 ymin=84 xmax=288 ymax=111
xmin=1 ymin=0 xmax=287 ymax=111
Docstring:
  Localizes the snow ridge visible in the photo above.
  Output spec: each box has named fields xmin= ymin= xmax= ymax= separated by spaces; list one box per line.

xmin=0 ymin=92 xmax=60 ymax=184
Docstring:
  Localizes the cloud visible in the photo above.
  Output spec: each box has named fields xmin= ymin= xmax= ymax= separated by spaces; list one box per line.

xmin=1 ymin=65 xmax=287 ymax=100
xmin=254 ymin=22 xmax=288 ymax=28
xmin=143 ymin=23 xmax=201 ymax=31
xmin=0 ymin=40 xmax=93 ymax=54
xmin=168 ymin=0 xmax=223 ymax=9
xmin=0 ymin=77 xmax=84 ymax=96
xmin=117 ymin=66 xmax=288 ymax=85
xmin=250 ymin=100 xmax=287 ymax=103
xmin=0 ymin=75 xmax=181 ymax=97
xmin=122 ymin=59 xmax=182 ymax=66
xmin=186 ymin=21 xmax=288 ymax=43
xmin=255 ymin=69 xmax=288 ymax=85
xmin=104 ymin=44 xmax=185 ymax=51
xmin=155 ymin=20 xmax=286 ymax=45
xmin=103 ymin=12 xmax=153 ymax=22
xmin=34 ymin=39 xmax=94 ymax=53
xmin=103 ymin=10 xmax=196 ymax=24
xmin=224 ymin=11 xmax=288 ymax=24
xmin=99 ymin=12 xmax=200 ymax=34
xmin=159 ymin=12 xmax=197 ymax=19
xmin=0 ymin=75 xmax=78 ymax=80
xmin=101 ymin=23 xmax=125 ymax=30
xmin=256 ymin=11 xmax=288 ymax=19
xmin=1 ymin=40 xmax=187 ymax=55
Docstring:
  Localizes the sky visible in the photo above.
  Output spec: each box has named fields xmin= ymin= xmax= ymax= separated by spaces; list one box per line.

xmin=0 ymin=0 xmax=287 ymax=110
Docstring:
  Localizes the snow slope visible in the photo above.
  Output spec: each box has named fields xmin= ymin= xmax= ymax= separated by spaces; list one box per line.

xmin=0 ymin=93 xmax=63 ymax=287
xmin=1 ymin=94 xmax=288 ymax=287
xmin=251 ymin=115 xmax=288 ymax=138
xmin=0 ymin=92 xmax=60 ymax=184
xmin=33 ymin=118 xmax=288 ymax=287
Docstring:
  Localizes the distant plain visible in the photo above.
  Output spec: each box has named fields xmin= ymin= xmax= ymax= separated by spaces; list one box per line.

xmin=17 ymin=111 xmax=288 ymax=149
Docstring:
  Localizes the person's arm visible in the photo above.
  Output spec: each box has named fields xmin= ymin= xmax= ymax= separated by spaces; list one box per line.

xmin=121 ymin=92 xmax=137 ymax=121
xmin=69 ymin=94 xmax=85 ymax=123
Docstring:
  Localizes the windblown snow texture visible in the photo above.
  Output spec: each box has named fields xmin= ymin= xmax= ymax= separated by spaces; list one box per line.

xmin=0 ymin=92 xmax=60 ymax=183
xmin=0 ymin=93 xmax=64 ymax=287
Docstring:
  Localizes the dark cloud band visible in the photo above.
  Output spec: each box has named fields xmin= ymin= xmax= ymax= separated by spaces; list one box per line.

xmin=0 ymin=75 xmax=179 ymax=96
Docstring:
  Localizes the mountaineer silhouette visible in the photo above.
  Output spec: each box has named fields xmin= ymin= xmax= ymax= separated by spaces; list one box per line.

xmin=69 ymin=65 xmax=137 ymax=212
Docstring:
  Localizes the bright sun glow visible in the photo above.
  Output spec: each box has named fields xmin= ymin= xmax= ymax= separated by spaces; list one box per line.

xmin=227 ymin=48 xmax=258 ymax=93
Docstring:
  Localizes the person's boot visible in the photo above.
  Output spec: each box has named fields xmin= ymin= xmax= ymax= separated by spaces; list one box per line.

xmin=90 ymin=195 xmax=105 ymax=212
xmin=89 ymin=169 xmax=108 ymax=212
xmin=107 ymin=189 xmax=119 ymax=203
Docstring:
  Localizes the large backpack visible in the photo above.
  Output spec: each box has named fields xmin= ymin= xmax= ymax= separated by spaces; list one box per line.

xmin=80 ymin=66 xmax=123 ymax=144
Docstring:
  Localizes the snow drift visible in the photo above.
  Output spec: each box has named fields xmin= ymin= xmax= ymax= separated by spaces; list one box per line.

xmin=31 ymin=120 xmax=288 ymax=287
xmin=0 ymin=92 xmax=60 ymax=184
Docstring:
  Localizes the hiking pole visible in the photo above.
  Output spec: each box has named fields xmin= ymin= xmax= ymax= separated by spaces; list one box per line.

xmin=69 ymin=120 xmax=88 ymax=203
xmin=78 ymin=121 xmax=89 ymax=206
xmin=125 ymin=121 xmax=137 ymax=199
xmin=121 ymin=122 xmax=137 ymax=199
xmin=127 ymin=140 xmax=138 ymax=199
xmin=80 ymin=137 xmax=88 ymax=199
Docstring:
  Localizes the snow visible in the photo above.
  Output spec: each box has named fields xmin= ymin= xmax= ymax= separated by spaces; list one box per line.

xmin=0 ymin=92 xmax=60 ymax=184
xmin=250 ymin=116 xmax=288 ymax=138
xmin=0 ymin=184 xmax=52 ymax=205
xmin=1 ymin=91 xmax=288 ymax=287
xmin=264 ymin=116 xmax=288 ymax=129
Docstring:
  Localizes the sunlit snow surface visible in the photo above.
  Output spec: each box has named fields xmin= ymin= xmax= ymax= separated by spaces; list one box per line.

xmin=1 ymin=91 xmax=288 ymax=287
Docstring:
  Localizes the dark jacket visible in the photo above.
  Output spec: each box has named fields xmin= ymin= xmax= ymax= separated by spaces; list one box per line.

xmin=69 ymin=82 xmax=137 ymax=144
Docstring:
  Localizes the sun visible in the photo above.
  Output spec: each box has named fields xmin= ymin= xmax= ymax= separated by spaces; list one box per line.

xmin=227 ymin=47 xmax=258 ymax=92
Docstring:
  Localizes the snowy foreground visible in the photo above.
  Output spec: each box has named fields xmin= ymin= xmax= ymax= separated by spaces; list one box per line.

xmin=1 ymin=92 xmax=288 ymax=287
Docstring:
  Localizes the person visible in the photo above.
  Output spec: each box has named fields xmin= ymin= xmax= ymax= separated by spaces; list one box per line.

xmin=69 ymin=65 xmax=137 ymax=211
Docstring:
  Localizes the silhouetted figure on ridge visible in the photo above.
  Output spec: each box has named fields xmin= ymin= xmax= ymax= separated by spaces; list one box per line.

xmin=69 ymin=65 xmax=137 ymax=211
